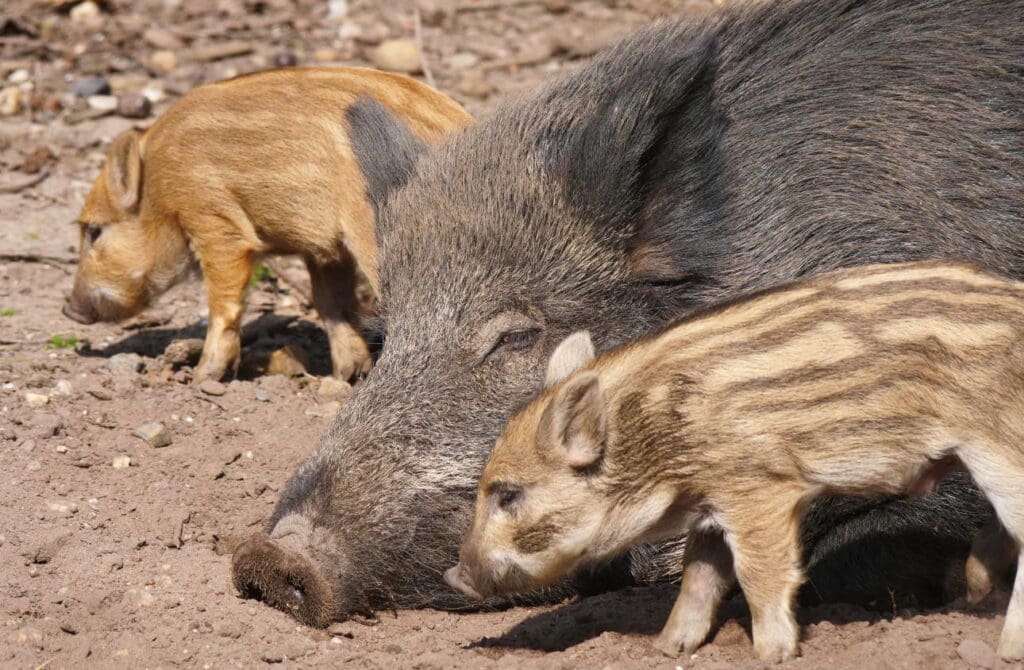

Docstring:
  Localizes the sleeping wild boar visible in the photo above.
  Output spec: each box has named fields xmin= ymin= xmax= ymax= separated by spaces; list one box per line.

xmin=232 ymin=0 xmax=1024 ymax=625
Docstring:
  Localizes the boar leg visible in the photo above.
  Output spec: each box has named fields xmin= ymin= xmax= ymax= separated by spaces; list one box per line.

xmin=957 ymin=448 xmax=1024 ymax=660
xmin=306 ymin=254 xmax=372 ymax=381
xmin=966 ymin=516 xmax=1017 ymax=604
xmin=193 ymin=226 xmax=254 ymax=382
xmin=654 ymin=527 xmax=735 ymax=657
xmin=999 ymin=547 xmax=1024 ymax=660
xmin=724 ymin=491 xmax=804 ymax=663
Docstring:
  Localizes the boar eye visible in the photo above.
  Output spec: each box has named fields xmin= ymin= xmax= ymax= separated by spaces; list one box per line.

xmin=496 ymin=486 xmax=522 ymax=510
xmin=85 ymin=225 xmax=102 ymax=244
xmin=486 ymin=329 xmax=541 ymax=361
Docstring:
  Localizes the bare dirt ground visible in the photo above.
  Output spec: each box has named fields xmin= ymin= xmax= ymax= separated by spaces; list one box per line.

xmin=0 ymin=0 xmax=1020 ymax=668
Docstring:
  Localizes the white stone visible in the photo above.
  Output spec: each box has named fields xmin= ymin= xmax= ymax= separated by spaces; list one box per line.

xmin=25 ymin=393 xmax=50 ymax=407
xmin=86 ymin=94 xmax=118 ymax=112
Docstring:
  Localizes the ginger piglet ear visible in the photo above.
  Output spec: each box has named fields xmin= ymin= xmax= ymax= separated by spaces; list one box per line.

xmin=542 ymin=370 xmax=606 ymax=469
xmin=105 ymin=129 xmax=143 ymax=213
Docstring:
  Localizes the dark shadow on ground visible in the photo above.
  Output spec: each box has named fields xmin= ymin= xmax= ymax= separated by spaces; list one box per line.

xmin=74 ymin=312 xmax=337 ymax=377
xmin=467 ymin=582 xmax=1007 ymax=654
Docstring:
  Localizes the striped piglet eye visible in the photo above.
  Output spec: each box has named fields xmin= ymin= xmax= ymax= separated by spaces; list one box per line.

xmin=85 ymin=225 xmax=102 ymax=244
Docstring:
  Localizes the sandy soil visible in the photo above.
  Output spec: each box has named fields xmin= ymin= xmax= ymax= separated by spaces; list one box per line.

xmin=1 ymin=0 xmax=1020 ymax=668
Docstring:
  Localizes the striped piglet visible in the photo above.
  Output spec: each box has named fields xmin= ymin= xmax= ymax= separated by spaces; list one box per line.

xmin=446 ymin=260 xmax=1024 ymax=662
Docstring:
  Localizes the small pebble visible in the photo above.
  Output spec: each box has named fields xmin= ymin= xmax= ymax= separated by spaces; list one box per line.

xmin=86 ymin=95 xmax=118 ymax=112
xmin=8 ymin=626 xmax=44 ymax=649
xmin=455 ymin=72 xmax=494 ymax=99
xmin=107 ymin=352 xmax=144 ymax=376
xmin=47 ymin=501 xmax=78 ymax=517
xmin=163 ymin=339 xmax=203 ymax=367
xmin=957 ymin=638 xmax=996 ymax=669
xmin=448 ymin=52 xmax=479 ymax=70
xmin=0 ymin=86 xmax=23 ymax=116
xmin=254 ymin=391 xmax=270 ymax=402
xmin=86 ymin=386 xmax=113 ymax=400
xmin=318 ymin=377 xmax=353 ymax=400
xmin=7 ymin=69 xmax=29 ymax=84
xmin=143 ymin=27 xmax=183 ymax=50
xmin=69 ymin=0 xmax=100 ymax=23
xmin=417 ymin=0 xmax=447 ymax=26
xmin=189 ymin=41 xmax=253 ymax=63
xmin=53 ymin=379 xmax=73 ymax=396
xmin=149 ymin=50 xmax=178 ymax=74
xmin=21 ymin=145 xmax=52 ymax=174
xmin=133 ymin=422 xmax=172 ymax=448
xmin=199 ymin=379 xmax=226 ymax=396
xmin=313 ymin=48 xmax=339 ymax=62
xmin=25 ymin=392 xmax=50 ymax=407
xmin=327 ymin=0 xmax=348 ymax=20
xmin=117 ymin=91 xmax=152 ymax=119
xmin=141 ymin=83 xmax=166 ymax=104
xmin=305 ymin=401 xmax=342 ymax=418
xmin=108 ymin=73 xmax=149 ymax=93
xmin=371 ymin=39 xmax=422 ymax=74
xmin=71 ymin=74 xmax=110 ymax=98
xmin=337 ymin=22 xmax=362 ymax=41
xmin=112 ymin=455 xmax=131 ymax=470
xmin=274 ymin=52 xmax=298 ymax=68
xmin=55 ymin=445 xmax=68 ymax=454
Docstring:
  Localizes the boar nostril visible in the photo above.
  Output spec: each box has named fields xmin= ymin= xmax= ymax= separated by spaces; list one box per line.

xmin=284 ymin=574 xmax=305 ymax=604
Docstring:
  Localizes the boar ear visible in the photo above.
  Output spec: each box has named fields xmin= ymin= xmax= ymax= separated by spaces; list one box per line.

xmin=545 ymin=331 xmax=596 ymax=388
xmin=105 ymin=130 xmax=143 ymax=213
xmin=347 ymin=95 xmax=428 ymax=224
xmin=544 ymin=31 xmax=725 ymax=294
xmin=543 ymin=371 xmax=606 ymax=469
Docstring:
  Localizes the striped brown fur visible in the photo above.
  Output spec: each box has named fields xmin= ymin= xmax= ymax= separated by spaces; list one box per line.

xmin=63 ymin=66 xmax=472 ymax=382
xmin=446 ymin=260 xmax=1024 ymax=663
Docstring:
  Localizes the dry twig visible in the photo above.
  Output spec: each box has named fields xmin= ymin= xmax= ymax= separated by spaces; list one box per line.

xmin=413 ymin=8 xmax=436 ymax=89
xmin=455 ymin=0 xmax=542 ymax=12
xmin=0 ymin=253 xmax=75 ymax=274
xmin=0 ymin=169 xmax=49 ymax=194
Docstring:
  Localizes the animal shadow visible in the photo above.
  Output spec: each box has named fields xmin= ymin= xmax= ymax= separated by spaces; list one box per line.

xmin=74 ymin=312 xmax=336 ymax=377
xmin=467 ymin=581 xmax=1008 ymax=654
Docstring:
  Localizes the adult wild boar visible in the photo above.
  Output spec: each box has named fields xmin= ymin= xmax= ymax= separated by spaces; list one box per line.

xmin=233 ymin=0 xmax=1024 ymax=625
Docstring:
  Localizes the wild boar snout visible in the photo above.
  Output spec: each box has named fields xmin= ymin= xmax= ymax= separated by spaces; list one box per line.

xmin=231 ymin=533 xmax=335 ymax=627
xmin=61 ymin=298 xmax=97 ymax=325
xmin=444 ymin=563 xmax=483 ymax=600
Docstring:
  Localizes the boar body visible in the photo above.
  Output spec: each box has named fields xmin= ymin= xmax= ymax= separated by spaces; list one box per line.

xmin=233 ymin=0 xmax=1024 ymax=624
xmin=447 ymin=261 xmax=1024 ymax=662
xmin=64 ymin=67 xmax=471 ymax=381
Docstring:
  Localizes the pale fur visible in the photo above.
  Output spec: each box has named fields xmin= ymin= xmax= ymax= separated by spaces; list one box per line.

xmin=450 ymin=260 xmax=1024 ymax=663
